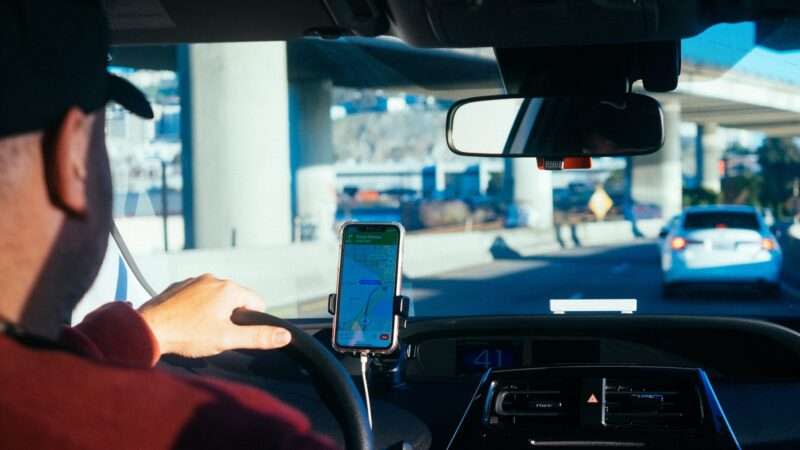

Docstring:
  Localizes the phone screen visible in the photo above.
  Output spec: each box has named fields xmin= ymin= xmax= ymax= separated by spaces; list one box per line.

xmin=335 ymin=224 xmax=401 ymax=350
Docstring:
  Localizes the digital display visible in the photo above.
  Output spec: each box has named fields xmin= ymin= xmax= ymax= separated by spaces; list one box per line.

xmin=335 ymin=225 xmax=400 ymax=350
xmin=457 ymin=342 xmax=521 ymax=374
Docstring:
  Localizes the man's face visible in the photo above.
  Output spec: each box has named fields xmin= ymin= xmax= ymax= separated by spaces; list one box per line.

xmin=25 ymin=110 xmax=113 ymax=324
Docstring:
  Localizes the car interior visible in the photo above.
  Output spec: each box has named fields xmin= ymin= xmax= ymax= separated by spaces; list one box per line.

xmin=90 ymin=1 xmax=800 ymax=449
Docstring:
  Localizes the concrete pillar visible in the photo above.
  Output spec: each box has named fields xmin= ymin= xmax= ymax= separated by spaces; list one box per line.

xmin=631 ymin=100 xmax=683 ymax=219
xmin=696 ymin=123 xmax=725 ymax=193
xmin=187 ymin=42 xmax=292 ymax=248
xmin=289 ymin=79 xmax=337 ymax=241
xmin=511 ymin=159 xmax=553 ymax=228
xmin=479 ymin=163 xmax=491 ymax=194
xmin=422 ymin=165 xmax=445 ymax=199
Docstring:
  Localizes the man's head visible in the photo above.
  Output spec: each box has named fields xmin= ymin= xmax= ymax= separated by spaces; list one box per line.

xmin=0 ymin=0 xmax=153 ymax=337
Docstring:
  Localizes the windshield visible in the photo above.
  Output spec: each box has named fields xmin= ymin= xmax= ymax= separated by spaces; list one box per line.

xmin=76 ymin=23 xmax=800 ymax=323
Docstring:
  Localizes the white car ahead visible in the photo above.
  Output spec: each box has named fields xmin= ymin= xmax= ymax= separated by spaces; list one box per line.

xmin=661 ymin=205 xmax=782 ymax=298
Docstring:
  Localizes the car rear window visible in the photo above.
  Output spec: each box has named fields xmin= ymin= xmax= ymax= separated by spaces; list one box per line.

xmin=683 ymin=212 xmax=760 ymax=230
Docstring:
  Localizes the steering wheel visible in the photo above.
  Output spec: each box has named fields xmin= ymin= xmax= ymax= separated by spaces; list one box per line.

xmin=232 ymin=309 xmax=374 ymax=450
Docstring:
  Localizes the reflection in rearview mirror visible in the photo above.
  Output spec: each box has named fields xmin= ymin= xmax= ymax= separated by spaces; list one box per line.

xmin=446 ymin=93 xmax=664 ymax=159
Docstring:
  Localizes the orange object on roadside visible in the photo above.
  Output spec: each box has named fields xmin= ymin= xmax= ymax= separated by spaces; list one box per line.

xmin=356 ymin=190 xmax=381 ymax=203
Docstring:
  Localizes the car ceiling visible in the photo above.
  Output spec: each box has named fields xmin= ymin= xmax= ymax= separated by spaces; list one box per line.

xmin=108 ymin=0 xmax=800 ymax=48
xmin=107 ymin=0 xmax=336 ymax=44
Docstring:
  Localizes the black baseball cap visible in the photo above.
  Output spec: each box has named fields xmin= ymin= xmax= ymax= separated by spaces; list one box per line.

xmin=0 ymin=0 xmax=154 ymax=139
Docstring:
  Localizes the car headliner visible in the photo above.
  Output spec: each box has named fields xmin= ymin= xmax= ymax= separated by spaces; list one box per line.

xmin=108 ymin=0 xmax=800 ymax=49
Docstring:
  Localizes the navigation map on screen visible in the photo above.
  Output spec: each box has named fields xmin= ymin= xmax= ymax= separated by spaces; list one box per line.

xmin=335 ymin=225 xmax=400 ymax=349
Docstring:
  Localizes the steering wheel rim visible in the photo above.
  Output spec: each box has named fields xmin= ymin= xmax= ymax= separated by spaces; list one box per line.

xmin=232 ymin=309 xmax=374 ymax=450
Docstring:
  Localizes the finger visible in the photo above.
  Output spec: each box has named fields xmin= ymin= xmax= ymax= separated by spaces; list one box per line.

xmin=225 ymin=324 xmax=292 ymax=350
xmin=233 ymin=286 xmax=266 ymax=313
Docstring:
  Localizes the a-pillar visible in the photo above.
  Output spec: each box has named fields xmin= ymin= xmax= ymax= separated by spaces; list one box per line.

xmin=696 ymin=123 xmax=725 ymax=193
xmin=185 ymin=42 xmax=292 ymax=248
xmin=631 ymin=100 xmax=683 ymax=219
xmin=289 ymin=79 xmax=337 ymax=241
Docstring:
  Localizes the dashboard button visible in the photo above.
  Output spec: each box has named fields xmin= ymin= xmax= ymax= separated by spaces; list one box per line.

xmin=580 ymin=378 xmax=606 ymax=426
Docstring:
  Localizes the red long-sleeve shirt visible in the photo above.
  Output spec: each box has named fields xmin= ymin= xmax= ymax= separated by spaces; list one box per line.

xmin=0 ymin=303 xmax=338 ymax=450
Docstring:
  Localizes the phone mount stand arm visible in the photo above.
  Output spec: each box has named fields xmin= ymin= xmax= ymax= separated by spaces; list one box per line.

xmin=328 ymin=294 xmax=410 ymax=429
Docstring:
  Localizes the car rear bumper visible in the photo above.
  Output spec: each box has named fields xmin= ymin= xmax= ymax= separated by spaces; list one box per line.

xmin=663 ymin=252 xmax=782 ymax=285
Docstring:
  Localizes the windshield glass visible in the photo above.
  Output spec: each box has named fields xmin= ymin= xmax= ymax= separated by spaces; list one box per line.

xmin=77 ymin=24 xmax=800 ymax=323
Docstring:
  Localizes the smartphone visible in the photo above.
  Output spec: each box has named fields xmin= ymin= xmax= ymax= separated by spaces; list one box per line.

xmin=332 ymin=222 xmax=404 ymax=354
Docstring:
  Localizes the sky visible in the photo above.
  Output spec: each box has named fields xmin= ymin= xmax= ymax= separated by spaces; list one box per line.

xmin=683 ymin=21 xmax=800 ymax=85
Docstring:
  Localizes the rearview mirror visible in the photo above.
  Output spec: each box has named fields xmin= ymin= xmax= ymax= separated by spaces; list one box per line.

xmin=446 ymin=93 xmax=664 ymax=159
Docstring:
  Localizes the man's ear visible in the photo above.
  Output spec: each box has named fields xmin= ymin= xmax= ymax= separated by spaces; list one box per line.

xmin=44 ymin=107 xmax=94 ymax=217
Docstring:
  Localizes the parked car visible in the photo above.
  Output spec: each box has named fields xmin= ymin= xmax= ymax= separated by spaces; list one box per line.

xmin=661 ymin=205 xmax=782 ymax=297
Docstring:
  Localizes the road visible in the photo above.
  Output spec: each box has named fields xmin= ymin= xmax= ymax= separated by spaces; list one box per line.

xmin=409 ymin=240 xmax=800 ymax=318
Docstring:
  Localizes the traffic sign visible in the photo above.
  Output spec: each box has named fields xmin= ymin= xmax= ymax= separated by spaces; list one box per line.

xmin=589 ymin=185 xmax=613 ymax=221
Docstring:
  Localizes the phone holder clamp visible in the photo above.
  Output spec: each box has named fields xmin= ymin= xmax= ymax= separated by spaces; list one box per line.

xmin=328 ymin=293 xmax=410 ymax=320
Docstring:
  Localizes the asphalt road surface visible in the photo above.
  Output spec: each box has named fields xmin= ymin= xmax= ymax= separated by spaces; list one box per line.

xmin=409 ymin=240 xmax=800 ymax=318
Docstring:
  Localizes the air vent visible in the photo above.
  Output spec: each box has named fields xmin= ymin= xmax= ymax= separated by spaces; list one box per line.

xmin=604 ymin=378 xmax=703 ymax=429
xmin=496 ymin=389 xmax=568 ymax=417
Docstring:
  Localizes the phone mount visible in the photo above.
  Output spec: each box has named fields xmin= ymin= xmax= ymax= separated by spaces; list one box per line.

xmin=327 ymin=293 xmax=411 ymax=322
xmin=328 ymin=293 xmax=411 ymax=425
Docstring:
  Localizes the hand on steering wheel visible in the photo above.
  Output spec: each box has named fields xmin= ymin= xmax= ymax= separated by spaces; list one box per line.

xmin=232 ymin=309 xmax=375 ymax=450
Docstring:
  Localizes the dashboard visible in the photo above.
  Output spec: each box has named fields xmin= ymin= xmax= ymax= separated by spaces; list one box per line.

xmin=455 ymin=340 xmax=522 ymax=374
xmin=161 ymin=315 xmax=800 ymax=450
xmin=447 ymin=366 xmax=738 ymax=449
xmin=398 ymin=316 xmax=800 ymax=382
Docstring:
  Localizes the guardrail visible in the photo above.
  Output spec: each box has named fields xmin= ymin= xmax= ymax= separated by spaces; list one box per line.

xmin=74 ymin=218 xmax=664 ymax=322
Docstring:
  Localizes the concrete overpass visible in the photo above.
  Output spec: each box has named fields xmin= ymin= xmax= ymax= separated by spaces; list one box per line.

xmin=645 ymin=21 xmax=800 ymax=198
xmin=109 ymin=23 xmax=800 ymax=250
xmin=111 ymin=39 xmax=507 ymax=248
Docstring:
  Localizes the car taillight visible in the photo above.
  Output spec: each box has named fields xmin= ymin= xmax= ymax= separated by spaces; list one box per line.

xmin=762 ymin=238 xmax=777 ymax=251
xmin=670 ymin=237 xmax=687 ymax=250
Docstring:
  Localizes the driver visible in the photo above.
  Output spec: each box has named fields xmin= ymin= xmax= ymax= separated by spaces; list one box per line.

xmin=0 ymin=1 xmax=337 ymax=449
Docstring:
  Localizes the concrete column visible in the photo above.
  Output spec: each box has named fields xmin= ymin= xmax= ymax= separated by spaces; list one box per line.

xmin=188 ymin=42 xmax=292 ymax=248
xmin=479 ymin=163 xmax=491 ymax=194
xmin=422 ymin=165 xmax=445 ymax=199
xmin=696 ymin=123 xmax=725 ymax=193
xmin=289 ymin=79 xmax=337 ymax=241
xmin=511 ymin=159 xmax=553 ymax=228
xmin=631 ymin=100 xmax=683 ymax=219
